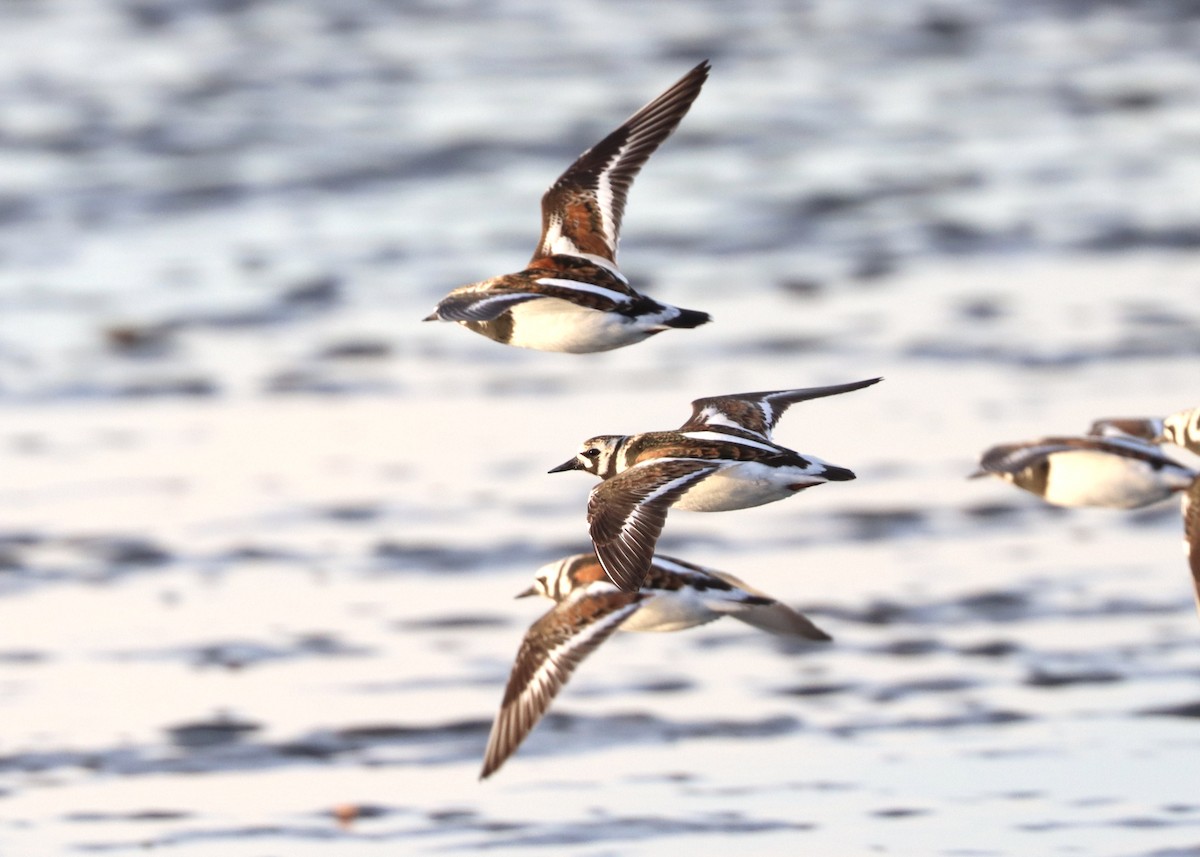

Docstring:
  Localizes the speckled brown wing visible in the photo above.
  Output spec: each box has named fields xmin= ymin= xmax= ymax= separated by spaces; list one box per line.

xmin=480 ymin=585 xmax=647 ymax=780
xmin=1087 ymin=416 xmax=1164 ymax=441
xmin=1164 ymin=406 xmax=1200 ymax=454
xmin=679 ymin=377 xmax=882 ymax=441
xmin=425 ymin=289 xmax=546 ymax=322
xmin=587 ymin=458 xmax=719 ymax=591
xmin=532 ymin=61 xmax=710 ymax=266
xmin=1183 ymin=479 xmax=1200 ymax=617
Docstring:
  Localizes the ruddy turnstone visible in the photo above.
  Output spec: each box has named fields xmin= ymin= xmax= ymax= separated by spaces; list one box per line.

xmin=1182 ymin=477 xmax=1200 ymax=614
xmin=1090 ymin=405 xmax=1200 ymax=455
xmin=971 ymin=434 xmax=1198 ymax=509
xmin=423 ymin=62 xmax=712 ymax=353
xmin=479 ymin=551 xmax=829 ymax=779
xmin=550 ymin=378 xmax=881 ymax=590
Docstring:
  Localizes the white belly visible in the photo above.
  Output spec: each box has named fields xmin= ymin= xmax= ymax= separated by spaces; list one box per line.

xmin=672 ymin=461 xmax=814 ymax=512
xmin=1044 ymin=451 xmax=1194 ymax=509
xmin=618 ymin=593 xmax=717 ymax=632
xmin=503 ymin=298 xmax=658 ymax=353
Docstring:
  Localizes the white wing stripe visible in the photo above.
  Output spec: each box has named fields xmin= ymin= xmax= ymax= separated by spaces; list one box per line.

xmin=635 ymin=468 xmax=711 ymax=509
xmin=681 ymin=431 xmax=779 ymax=452
xmin=534 ymin=277 xmax=631 ymax=303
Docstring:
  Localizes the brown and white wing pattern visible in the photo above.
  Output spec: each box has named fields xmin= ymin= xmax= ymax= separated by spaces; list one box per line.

xmin=587 ymin=458 xmax=720 ymax=591
xmin=532 ymin=61 xmax=710 ymax=266
xmin=1184 ymin=478 xmax=1200 ymax=617
xmin=1087 ymin=416 xmax=1165 ymax=442
xmin=423 ymin=289 xmax=546 ymax=322
xmin=1163 ymin=406 xmax=1200 ymax=454
xmin=679 ymin=377 xmax=882 ymax=441
xmin=480 ymin=584 xmax=647 ymax=779
xmin=973 ymin=435 xmax=1183 ymax=478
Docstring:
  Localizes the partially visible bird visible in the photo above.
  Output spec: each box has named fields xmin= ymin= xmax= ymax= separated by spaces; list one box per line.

xmin=971 ymin=434 xmax=1197 ymax=509
xmin=479 ymin=552 xmax=830 ymax=779
xmin=1089 ymin=405 xmax=1200 ymax=456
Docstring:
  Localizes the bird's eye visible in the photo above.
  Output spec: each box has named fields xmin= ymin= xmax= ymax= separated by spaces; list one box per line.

xmin=583 ymin=448 xmax=601 ymax=459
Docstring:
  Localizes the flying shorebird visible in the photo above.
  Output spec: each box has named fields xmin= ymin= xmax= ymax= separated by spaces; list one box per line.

xmin=479 ymin=551 xmax=830 ymax=779
xmin=424 ymin=62 xmax=712 ymax=353
xmin=1089 ymin=404 xmax=1200 ymax=456
xmin=972 ymin=434 xmax=1197 ymax=509
xmin=550 ymin=377 xmax=881 ymax=590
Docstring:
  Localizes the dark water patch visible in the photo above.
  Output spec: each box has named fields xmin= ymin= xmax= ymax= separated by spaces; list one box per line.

xmin=1025 ymin=667 xmax=1124 ymax=688
xmin=318 ymin=339 xmax=394 ymax=361
xmin=633 ymin=677 xmax=694 ymax=694
xmin=114 ymin=377 xmax=220 ymax=398
xmin=776 ymin=277 xmax=825 ymax=299
xmin=956 ymin=296 xmax=1008 ymax=323
xmin=64 ymin=809 xmax=191 ymax=823
xmin=398 ymin=614 xmax=510 ymax=631
xmin=472 ymin=811 xmax=814 ymax=849
xmin=219 ymin=543 xmax=302 ymax=561
xmin=872 ymin=676 xmax=978 ymax=702
xmin=776 ymin=681 xmax=857 ymax=698
xmin=0 ymin=547 xmax=23 ymax=571
xmin=147 ymin=181 xmax=250 ymax=214
xmin=324 ymin=803 xmax=397 ymax=825
xmin=0 ymin=532 xmax=43 ymax=548
xmin=958 ymin=590 xmax=1032 ymax=620
xmin=818 ymin=586 xmax=1180 ymax=629
xmin=35 ymin=377 xmax=221 ymax=401
xmin=1 ymin=715 xmax=490 ymax=777
xmin=1127 ymin=504 xmax=1182 ymax=527
xmin=280 ymin=274 xmax=342 ymax=309
xmin=73 ymin=536 xmax=173 ymax=568
xmin=1121 ymin=302 xmax=1197 ymax=329
xmin=851 ymin=248 xmax=898 ymax=282
xmin=1080 ymin=223 xmax=1200 ymax=252
xmin=961 ymin=501 xmax=1024 ymax=522
xmin=180 ymin=633 xmax=371 ymax=669
xmin=480 ymin=375 xmax=570 ymax=396
xmin=834 ymin=708 xmax=1029 ymax=738
xmin=1137 ymin=699 xmax=1200 ymax=719
xmin=906 ymin=333 xmax=1200 ymax=367
xmin=335 ymin=719 xmax=490 ymax=744
xmin=318 ymin=503 xmax=384 ymax=523
xmin=871 ymin=806 xmax=931 ymax=818
xmin=875 ymin=637 xmax=946 ymax=657
xmin=104 ymin=322 xmax=177 ymax=358
xmin=167 ymin=716 xmax=262 ymax=749
xmin=264 ymin=369 xmax=400 ymax=395
xmin=1163 ymin=804 xmax=1200 ymax=814
xmin=371 ymin=539 xmax=581 ymax=574
xmin=730 ymin=334 xmax=832 ymax=356
xmin=957 ymin=639 xmax=1022 ymax=658
xmin=71 ymin=821 xmax=357 ymax=853
xmin=835 ymin=507 xmax=928 ymax=540
xmin=0 ymin=193 xmax=38 ymax=227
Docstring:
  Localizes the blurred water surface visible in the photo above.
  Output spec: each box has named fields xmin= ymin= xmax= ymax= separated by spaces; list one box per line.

xmin=1 ymin=1 xmax=1200 ymax=855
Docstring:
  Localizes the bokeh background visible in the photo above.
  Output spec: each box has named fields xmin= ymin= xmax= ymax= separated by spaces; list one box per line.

xmin=2 ymin=1 xmax=1200 ymax=854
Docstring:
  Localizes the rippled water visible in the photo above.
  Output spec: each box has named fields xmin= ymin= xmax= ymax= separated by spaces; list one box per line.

xmin=2 ymin=1 xmax=1200 ymax=855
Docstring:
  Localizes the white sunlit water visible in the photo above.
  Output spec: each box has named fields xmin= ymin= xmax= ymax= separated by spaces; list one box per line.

xmin=2 ymin=1 xmax=1200 ymax=855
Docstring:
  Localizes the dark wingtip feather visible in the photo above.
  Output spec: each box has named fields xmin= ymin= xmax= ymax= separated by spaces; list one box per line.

xmin=666 ymin=308 xmax=711 ymax=329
